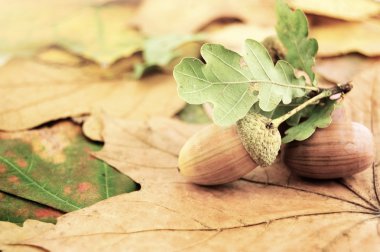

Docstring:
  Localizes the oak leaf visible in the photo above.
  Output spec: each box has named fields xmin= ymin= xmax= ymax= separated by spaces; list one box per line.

xmin=11 ymin=61 xmax=380 ymax=251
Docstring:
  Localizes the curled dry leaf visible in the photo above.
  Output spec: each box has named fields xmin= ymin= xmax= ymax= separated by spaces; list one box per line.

xmin=0 ymin=56 xmax=184 ymax=139
xmin=13 ymin=62 xmax=380 ymax=251
xmin=287 ymin=0 xmax=380 ymax=21
xmin=130 ymin=0 xmax=276 ymax=35
xmin=311 ymin=20 xmax=380 ymax=57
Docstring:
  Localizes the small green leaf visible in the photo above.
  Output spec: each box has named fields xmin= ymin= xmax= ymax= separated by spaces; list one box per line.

xmin=174 ymin=39 xmax=306 ymax=126
xmin=276 ymin=0 xmax=318 ymax=84
xmin=135 ymin=34 xmax=203 ymax=79
xmin=282 ymin=100 xmax=336 ymax=143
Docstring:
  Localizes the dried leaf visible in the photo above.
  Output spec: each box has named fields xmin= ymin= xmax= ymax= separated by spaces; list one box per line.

xmin=315 ymin=54 xmax=372 ymax=84
xmin=311 ymin=20 xmax=380 ymax=57
xmin=206 ymin=24 xmax=275 ymax=53
xmin=287 ymin=0 xmax=380 ymax=21
xmin=0 ymin=220 xmax=53 ymax=252
xmin=0 ymin=57 xmax=184 ymax=136
xmin=0 ymin=1 xmax=143 ymax=65
xmin=131 ymin=0 xmax=276 ymax=35
xmin=12 ymin=64 xmax=380 ymax=250
xmin=94 ymin=117 xmax=204 ymax=185
xmin=55 ymin=4 xmax=143 ymax=65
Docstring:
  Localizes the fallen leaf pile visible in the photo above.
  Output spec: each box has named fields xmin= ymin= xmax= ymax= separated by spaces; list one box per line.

xmin=1 ymin=0 xmax=380 ymax=251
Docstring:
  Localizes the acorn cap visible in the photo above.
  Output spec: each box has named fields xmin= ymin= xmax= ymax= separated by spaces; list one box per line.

xmin=236 ymin=113 xmax=281 ymax=167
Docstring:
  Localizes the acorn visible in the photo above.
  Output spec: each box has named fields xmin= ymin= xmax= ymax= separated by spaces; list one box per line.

xmin=283 ymin=120 xmax=375 ymax=179
xmin=178 ymin=113 xmax=281 ymax=185
xmin=178 ymin=84 xmax=354 ymax=185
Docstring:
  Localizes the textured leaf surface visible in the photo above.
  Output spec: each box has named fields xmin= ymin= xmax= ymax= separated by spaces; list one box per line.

xmin=0 ymin=121 xmax=137 ymax=215
xmin=276 ymin=0 xmax=318 ymax=83
xmin=174 ymin=40 xmax=306 ymax=126
xmin=0 ymin=55 xmax=184 ymax=136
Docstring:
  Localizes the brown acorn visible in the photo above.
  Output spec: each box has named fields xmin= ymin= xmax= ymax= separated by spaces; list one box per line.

xmin=283 ymin=120 xmax=375 ymax=179
xmin=178 ymin=113 xmax=281 ymax=185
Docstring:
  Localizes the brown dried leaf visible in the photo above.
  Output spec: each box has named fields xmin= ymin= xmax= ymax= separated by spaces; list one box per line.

xmin=288 ymin=0 xmax=380 ymax=21
xmin=0 ymin=220 xmax=53 ymax=252
xmin=14 ymin=60 xmax=380 ymax=250
xmin=315 ymin=54 xmax=373 ymax=84
xmin=311 ymin=20 xmax=380 ymax=57
xmin=131 ymin=0 xmax=275 ymax=35
xmin=0 ymin=57 xmax=184 ymax=136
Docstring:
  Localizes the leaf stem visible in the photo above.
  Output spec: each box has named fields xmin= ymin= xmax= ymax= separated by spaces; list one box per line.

xmin=270 ymin=83 xmax=352 ymax=128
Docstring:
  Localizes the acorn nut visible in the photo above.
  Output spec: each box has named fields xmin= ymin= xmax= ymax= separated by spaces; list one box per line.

xmin=178 ymin=113 xmax=281 ymax=185
xmin=283 ymin=121 xmax=375 ymax=179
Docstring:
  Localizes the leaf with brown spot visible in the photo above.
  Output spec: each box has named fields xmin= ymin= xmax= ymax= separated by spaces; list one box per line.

xmin=10 ymin=64 xmax=380 ymax=251
xmin=0 ymin=121 xmax=137 ymax=223
xmin=0 ymin=56 xmax=185 ymax=136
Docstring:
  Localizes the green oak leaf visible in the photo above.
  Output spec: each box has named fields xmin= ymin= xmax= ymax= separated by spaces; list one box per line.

xmin=0 ymin=122 xmax=138 ymax=221
xmin=276 ymin=0 xmax=318 ymax=84
xmin=282 ymin=99 xmax=336 ymax=143
xmin=174 ymin=39 xmax=306 ymax=126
